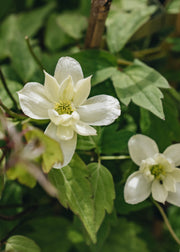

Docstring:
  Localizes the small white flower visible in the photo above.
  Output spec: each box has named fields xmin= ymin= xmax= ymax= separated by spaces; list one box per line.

xmin=124 ymin=134 xmax=180 ymax=206
xmin=18 ymin=57 xmax=121 ymax=168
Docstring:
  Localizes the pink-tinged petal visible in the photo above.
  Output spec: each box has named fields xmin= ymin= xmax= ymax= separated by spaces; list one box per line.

xmin=77 ymin=95 xmax=120 ymax=126
xmin=18 ymin=82 xmax=52 ymax=119
xmin=124 ymin=171 xmax=151 ymax=204
xmin=73 ymin=121 xmax=97 ymax=136
xmin=48 ymin=109 xmax=72 ymax=126
xmin=128 ymin=134 xmax=159 ymax=166
xmin=59 ymin=76 xmax=74 ymax=101
xmin=73 ymin=76 xmax=91 ymax=106
xmin=163 ymin=175 xmax=176 ymax=192
xmin=54 ymin=57 xmax=83 ymax=85
xmin=56 ymin=125 xmax=74 ymax=140
xmin=44 ymin=71 xmax=60 ymax=102
xmin=45 ymin=122 xmax=77 ymax=169
xmin=152 ymin=180 xmax=168 ymax=204
xmin=163 ymin=144 xmax=180 ymax=166
xmin=167 ymin=182 xmax=180 ymax=207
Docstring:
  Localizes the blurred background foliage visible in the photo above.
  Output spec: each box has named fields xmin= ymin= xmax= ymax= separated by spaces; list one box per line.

xmin=0 ymin=0 xmax=180 ymax=251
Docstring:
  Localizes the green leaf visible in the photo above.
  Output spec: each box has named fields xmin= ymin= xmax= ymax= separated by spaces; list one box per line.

xmin=45 ymin=14 xmax=74 ymax=52
xmin=106 ymin=6 xmax=157 ymax=52
xmin=112 ymin=60 xmax=170 ymax=119
xmin=92 ymin=67 xmax=117 ymax=86
xmin=25 ymin=127 xmax=63 ymax=173
xmin=87 ymin=163 xmax=115 ymax=232
xmin=101 ymin=218 xmax=149 ymax=252
xmin=49 ymin=154 xmax=96 ymax=243
xmin=7 ymin=163 xmax=36 ymax=188
xmin=17 ymin=3 xmax=55 ymax=37
xmin=101 ymin=124 xmax=134 ymax=155
xmin=166 ymin=0 xmax=180 ymax=14
xmin=112 ymin=0 xmax=148 ymax=11
xmin=140 ymin=89 xmax=180 ymax=151
xmin=5 ymin=235 xmax=41 ymax=252
xmin=72 ymin=50 xmax=117 ymax=77
xmin=56 ymin=12 xmax=87 ymax=39
xmin=0 ymin=172 xmax=4 ymax=199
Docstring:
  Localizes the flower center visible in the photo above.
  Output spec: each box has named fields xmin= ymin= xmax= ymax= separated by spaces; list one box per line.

xmin=54 ymin=101 xmax=74 ymax=115
xmin=150 ymin=164 xmax=165 ymax=179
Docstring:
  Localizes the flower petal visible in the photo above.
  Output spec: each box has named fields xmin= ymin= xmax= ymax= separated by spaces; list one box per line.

xmin=152 ymin=180 xmax=168 ymax=203
xmin=73 ymin=76 xmax=91 ymax=106
xmin=167 ymin=182 xmax=180 ymax=207
xmin=77 ymin=95 xmax=121 ymax=126
xmin=56 ymin=125 xmax=74 ymax=140
xmin=44 ymin=71 xmax=60 ymax=102
xmin=128 ymin=134 xmax=159 ymax=166
xmin=163 ymin=175 xmax=176 ymax=192
xmin=59 ymin=75 xmax=74 ymax=101
xmin=54 ymin=57 xmax=83 ymax=85
xmin=45 ymin=122 xmax=77 ymax=169
xmin=73 ymin=121 xmax=97 ymax=136
xmin=163 ymin=144 xmax=180 ymax=166
xmin=18 ymin=82 xmax=52 ymax=119
xmin=171 ymin=168 xmax=180 ymax=182
xmin=124 ymin=171 xmax=151 ymax=204
xmin=48 ymin=109 xmax=72 ymax=126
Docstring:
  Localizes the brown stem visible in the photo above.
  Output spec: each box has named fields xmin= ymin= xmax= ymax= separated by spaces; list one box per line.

xmin=0 ymin=206 xmax=36 ymax=221
xmin=85 ymin=0 xmax=112 ymax=49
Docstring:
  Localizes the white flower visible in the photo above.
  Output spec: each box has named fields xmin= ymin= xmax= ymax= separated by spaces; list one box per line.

xmin=124 ymin=134 xmax=180 ymax=206
xmin=18 ymin=57 xmax=121 ymax=168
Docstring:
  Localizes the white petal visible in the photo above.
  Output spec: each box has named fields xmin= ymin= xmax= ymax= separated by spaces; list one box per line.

xmin=48 ymin=109 xmax=72 ymax=126
xmin=77 ymin=95 xmax=121 ymax=126
xmin=152 ymin=180 xmax=168 ymax=204
xmin=167 ymin=182 xmax=180 ymax=207
xmin=163 ymin=144 xmax=180 ymax=166
xmin=128 ymin=134 xmax=159 ymax=166
xmin=73 ymin=121 xmax=96 ymax=136
xmin=56 ymin=125 xmax=74 ymax=140
xmin=171 ymin=168 xmax=180 ymax=182
xmin=45 ymin=122 xmax=77 ymax=169
xmin=163 ymin=175 xmax=176 ymax=192
xmin=124 ymin=171 xmax=151 ymax=204
xmin=73 ymin=76 xmax=91 ymax=106
xmin=18 ymin=82 xmax=52 ymax=119
xmin=54 ymin=57 xmax=83 ymax=85
xmin=59 ymin=75 xmax=74 ymax=101
xmin=44 ymin=71 xmax=60 ymax=102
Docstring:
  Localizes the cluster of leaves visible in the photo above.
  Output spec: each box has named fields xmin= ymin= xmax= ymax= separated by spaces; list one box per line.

xmin=0 ymin=0 xmax=180 ymax=251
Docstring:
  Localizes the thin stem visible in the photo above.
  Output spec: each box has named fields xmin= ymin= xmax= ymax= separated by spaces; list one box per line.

xmin=100 ymin=155 xmax=130 ymax=160
xmin=154 ymin=201 xmax=180 ymax=246
xmin=0 ymin=100 xmax=26 ymax=120
xmin=25 ymin=36 xmax=44 ymax=71
xmin=0 ymin=68 xmax=18 ymax=110
xmin=117 ymin=58 xmax=133 ymax=66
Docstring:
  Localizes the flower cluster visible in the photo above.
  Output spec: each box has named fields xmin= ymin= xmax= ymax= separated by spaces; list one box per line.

xmin=124 ymin=134 xmax=180 ymax=207
xmin=18 ymin=57 xmax=121 ymax=168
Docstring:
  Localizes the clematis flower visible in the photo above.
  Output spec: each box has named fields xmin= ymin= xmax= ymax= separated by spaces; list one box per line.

xmin=18 ymin=57 xmax=121 ymax=168
xmin=124 ymin=134 xmax=180 ymax=206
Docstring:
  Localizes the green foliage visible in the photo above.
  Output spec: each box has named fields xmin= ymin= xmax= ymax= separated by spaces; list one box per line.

xmin=6 ymin=163 xmax=36 ymax=188
xmin=166 ymin=0 xmax=180 ymax=14
xmin=49 ymin=154 xmax=96 ymax=243
xmin=112 ymin=60 xmax=170 ymax=119
xmin=5 ymin=235 xmax=41 ymax=252
xmin=87 ymin=162 xmax=115 ymax=232
xmin=106 ymin=5 xmax=157 ymax=52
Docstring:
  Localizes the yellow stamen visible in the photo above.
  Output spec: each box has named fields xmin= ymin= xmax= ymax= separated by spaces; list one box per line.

xmin=54 ymin=101 xmax=74 ymax=115
xmin=150 ymin=164 xmax=165 ymax=179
